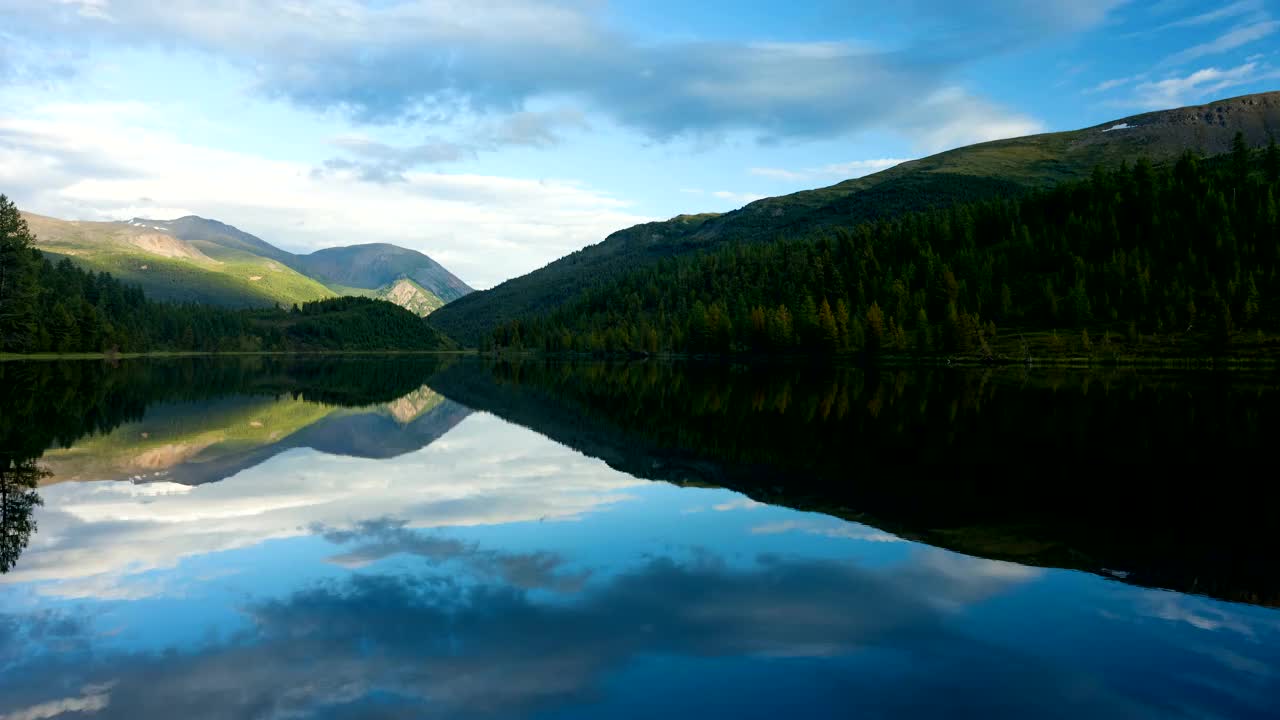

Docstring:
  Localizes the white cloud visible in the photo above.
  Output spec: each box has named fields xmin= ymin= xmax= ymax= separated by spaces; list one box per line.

xmin=750 ymin=158 xmax=910 ymax=183
xmin=1128 ymin=61 xmax=1280 ymax=109
xmin=680 ymin=188 xmax=766 ymax=206
xmin=901 ymin=87 xmax=1045 ymax=152
xmin=320 ymin=108 xmax=592 ymax=182
xmin=1165 ymin=20 xmax=1280 ymax=66
xmin=1 ymin=414 xmax=645 ymax=597
xmin=1155 ymin=0 xmax=1266 ymax=30
xmin=1139 ymin=592 xmax=1270 ymax=636
xmin=751 ymin=519 xmax=904 ymax=543
xmin=1084 ymin=74 xmax=1147 ymax=94
xmin=0 ymin=102 xmax=651 ymax=289
xmin=712 ymin=498 xmax=764 ymax=512
xmin=54 ymin=0 xmax=112 ymax=21
xmin=710 ymin=190 xmax=766 ymax=204
xmin=0 ymin=684 xmax=113 ymax=720
xmin=0 ymin=0 xmax=1097 ymax=143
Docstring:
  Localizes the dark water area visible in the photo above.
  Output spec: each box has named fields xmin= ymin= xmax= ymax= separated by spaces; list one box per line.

xmin=1 ymin=357 xmax=1278 ymax=718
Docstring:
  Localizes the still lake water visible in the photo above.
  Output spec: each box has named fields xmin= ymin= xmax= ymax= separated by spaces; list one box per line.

xmin=1 ymin=357 xmax=1279 ymax=719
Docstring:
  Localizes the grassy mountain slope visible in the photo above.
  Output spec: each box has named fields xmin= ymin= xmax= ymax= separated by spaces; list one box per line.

xmin=134 ymin=216 xmax=472 ymax=312
xmin=22 ymin=210 xmax=472 ymax=315
xmin=430 ymin=91 xmax=1280 ymax=346
xmin=24 ymin=213 xmax=337 ymax=307
xmin=291 ymin=243 xmax=473 ymax=303
xmin=141 ymin=216 xmax=295 ymax=263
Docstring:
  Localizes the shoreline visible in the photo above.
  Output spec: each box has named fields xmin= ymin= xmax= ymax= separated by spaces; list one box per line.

xmin=477 ymin=346 xmax=1280 ymax=368
xmin=3 ymin=347 xmax=1277 ymax=369
xmin=0 ymin=349 xmax=478 ymax=362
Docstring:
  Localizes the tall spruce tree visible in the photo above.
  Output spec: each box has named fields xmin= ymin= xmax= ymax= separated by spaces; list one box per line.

xmin=0 ymin=196 xmax=38 ymax=352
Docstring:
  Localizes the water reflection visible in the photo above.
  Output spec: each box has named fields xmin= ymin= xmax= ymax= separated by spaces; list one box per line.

xmin=0 ymin=358 xmax=1277 ymax=719
xmin=0 ymin=457 xmax=45 ymax=573
xmin=2 ymin=503 xmax=1278 ymax=718
xmin=5 ymin=415 xmax=637 ymax=597
xmin=429 ymin=360 xmax=1280 ymax=606
xmin=38 ymin=387 xmax=469 ymax=486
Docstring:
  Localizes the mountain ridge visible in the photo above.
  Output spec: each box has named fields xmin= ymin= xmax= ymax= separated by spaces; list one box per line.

xmin=23 ymin=211 xmax=473 ymax=315
xmin=132 ymin=215 xmax=475 ymax=305
xmin=429 ymin=90 xmax=1280 ymax=346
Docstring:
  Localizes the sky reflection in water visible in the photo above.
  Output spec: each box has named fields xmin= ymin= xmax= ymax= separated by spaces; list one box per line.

xmin=2 ymin=411 xmax=1279 ymax=720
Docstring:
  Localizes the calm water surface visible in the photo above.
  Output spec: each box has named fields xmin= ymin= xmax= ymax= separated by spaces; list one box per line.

xmin=1 ymin=358 xmax=1278 ymax=719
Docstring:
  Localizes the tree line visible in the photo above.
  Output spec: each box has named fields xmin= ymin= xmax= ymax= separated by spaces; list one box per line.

xmin=489 ymin=135 xmax=1280 ymax=356
xmin=0 ymin=195 xmax=454 ymax=354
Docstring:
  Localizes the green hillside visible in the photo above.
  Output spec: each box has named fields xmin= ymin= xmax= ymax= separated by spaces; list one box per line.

xmin=491 ymin=142 xmax=1280 ymax=359
xmin=18 ymin=212 xmax=472 ymax=316
xmin=24 ymin=213 xmax=336 ymax=308
xmin=430 ymin=91 xmax=1280 ymax=346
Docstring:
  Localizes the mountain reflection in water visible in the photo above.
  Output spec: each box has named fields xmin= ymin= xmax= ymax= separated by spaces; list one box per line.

xmin=0 ymin=357 xmax=1277 ymax=719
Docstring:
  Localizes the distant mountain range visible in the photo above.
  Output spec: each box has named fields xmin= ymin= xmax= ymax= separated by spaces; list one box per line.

xmin=430 ymin=90 xmax=1280 ymax=346
xmin=22 ymin=212 xmax=473 ymax=316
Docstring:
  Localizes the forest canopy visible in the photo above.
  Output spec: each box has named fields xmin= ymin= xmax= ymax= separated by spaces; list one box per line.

xmin=488 ymin=137 xmax=1280 ymax=357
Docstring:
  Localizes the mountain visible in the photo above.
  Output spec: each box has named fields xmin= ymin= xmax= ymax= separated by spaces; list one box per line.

xmin=429 ymin=91 xmax=1280 ymax=346
xmin=143 ymin=215 xmax=296 ymax=263
xmin=289 ymin=243 xmax=473 ymax=303
xmin=23 ymin=212 xmax=473 ymax=315
xmin=136 ymin=216 xmax=474 ymax=310
xmin=23 ymin=213 xmax=336 ymax=307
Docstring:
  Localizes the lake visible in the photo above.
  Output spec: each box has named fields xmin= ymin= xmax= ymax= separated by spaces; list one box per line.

xmin=1 ymin=357 xmax=1278 ymax=719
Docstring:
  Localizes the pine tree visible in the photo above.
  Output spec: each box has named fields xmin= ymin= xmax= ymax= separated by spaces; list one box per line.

xmin=1244 ymin=276 xmax=1261 ymax=326
xmin=0 ymin=196 xmax=38 ymax=352
xmin=1232 ymin=131 xmax=1251 ymax=181
xmin=817 ymin=299 xmax=839 ymax=351
xmin=1267 ymin=134 xmax=1280 ymax=184
xmin=865 ymin=302 xmax=885 ymax=352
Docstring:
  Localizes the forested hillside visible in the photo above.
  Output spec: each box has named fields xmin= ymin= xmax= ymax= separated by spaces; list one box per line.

xmin=431 ymin=91 xmax=1280 ymax=346
xmin=0 ymin=197 xmax=455 ymax=355
xmin=491 ymin=137 xmax=1280 ymax=357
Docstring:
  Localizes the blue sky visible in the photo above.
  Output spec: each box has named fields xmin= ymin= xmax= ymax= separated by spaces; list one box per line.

xmin=0 ymin=0 xmax=1277 ymax=287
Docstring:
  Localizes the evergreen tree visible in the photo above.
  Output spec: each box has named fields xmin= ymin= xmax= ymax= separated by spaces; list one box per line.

xmin=817 ymin=299 xmax=839 ymax=350
xmin=0 ymin=196 xmax=38 ymax=352
xmin=865 ymin=302 xmax=885 ymax=352
xmin=1266 ymin=134 xmax=1280 ymax=184
xmin=1232 ymin=131 xmax=1252 ymax=180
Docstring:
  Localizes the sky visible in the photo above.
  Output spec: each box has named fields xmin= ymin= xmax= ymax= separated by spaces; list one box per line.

xmin=0 ymin=1 xmax=1278 ymax=288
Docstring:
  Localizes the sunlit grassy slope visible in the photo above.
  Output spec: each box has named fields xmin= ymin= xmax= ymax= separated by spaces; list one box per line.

xmin=25 ymin=213 xmax=337 ymax=308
